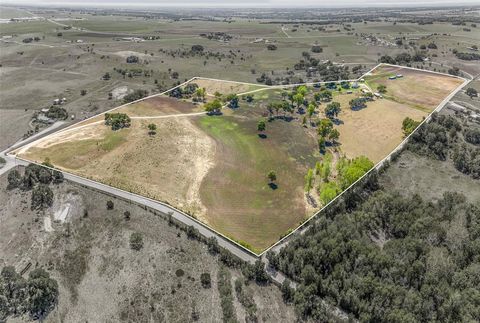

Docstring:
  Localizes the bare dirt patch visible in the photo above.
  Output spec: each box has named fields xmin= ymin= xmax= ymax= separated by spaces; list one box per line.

xmin=117 ymin=95 xmax=202 ymax=117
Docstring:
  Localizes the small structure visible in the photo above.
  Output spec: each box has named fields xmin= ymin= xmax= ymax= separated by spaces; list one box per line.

xmin=389 ymin=75 xmax=397 ymax=80
xmin=351 ymin=82 xmax=359 ymax=88
xmin=396 ymin=74 xmax=403 ymax=78
xmin=374 ymin=92 xmax=383 ymax=98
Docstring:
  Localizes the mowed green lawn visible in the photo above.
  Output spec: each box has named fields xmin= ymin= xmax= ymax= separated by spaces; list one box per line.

xmin=197 ymin=115 xmax=315 ymax=252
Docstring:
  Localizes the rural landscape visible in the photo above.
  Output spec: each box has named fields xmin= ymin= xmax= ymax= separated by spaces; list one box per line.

xmin=0 ymin=2 xmax=479 ymax=323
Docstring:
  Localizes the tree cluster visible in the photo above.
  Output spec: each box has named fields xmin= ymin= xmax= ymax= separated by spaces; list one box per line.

xmin=268 ymin=187 xmax=480 ymax=322
xmin=104 ymin=113 xmax=131 ymax=130
xmin=0 ymin=266 xmax=58 ymax=321
xmin=408 ymin=113 xmax=480 ymax=179
xmin=123 ymin=89 xmax=148 ymax=103
xmin=8 ymin=164 xmax=63 ymax=210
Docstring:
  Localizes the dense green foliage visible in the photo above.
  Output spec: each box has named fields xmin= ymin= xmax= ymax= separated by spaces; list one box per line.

xmin=270 ymin=188 xmax=480 ymax=322
xmin=0 ymin=267 xmax=58 ymax=321
xmin=402 ymin=117 xmax=421 ymax=137
xmin=104 ymin=113 xmax=131 ymax=130
xmin=409 ymin=113 xmax=479 ymax=179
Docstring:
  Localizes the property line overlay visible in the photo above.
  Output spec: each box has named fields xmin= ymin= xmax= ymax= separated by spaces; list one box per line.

xmin=7 ymin=63 xmax=469 ymax=258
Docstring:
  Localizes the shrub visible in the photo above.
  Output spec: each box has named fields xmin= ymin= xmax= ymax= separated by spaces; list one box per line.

xmin=200 ymin=273 xmax=211 ymax=288
xmin=129 ymin=232 xmax=144 ymax=251
xmin=106 ymin=200 xmax=114 ymax=210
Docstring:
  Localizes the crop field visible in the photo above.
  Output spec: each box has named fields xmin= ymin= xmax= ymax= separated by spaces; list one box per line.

xmin=11 ymin=64 xmax=465 ymax=253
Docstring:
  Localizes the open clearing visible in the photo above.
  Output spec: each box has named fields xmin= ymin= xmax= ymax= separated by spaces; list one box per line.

xmin=365 ymin=65 xmax=464 ymax=111
xmin=12 ymin=66 xmax=465 ymax=252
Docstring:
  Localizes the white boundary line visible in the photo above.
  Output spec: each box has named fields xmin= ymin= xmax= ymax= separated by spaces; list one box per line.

xmin=261 ymin=74 xmax=469 ymax=256
xmin=7 ymin=63 xmax=469 ymax=258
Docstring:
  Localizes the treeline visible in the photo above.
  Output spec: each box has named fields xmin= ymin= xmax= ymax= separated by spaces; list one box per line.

xmin=0 ymin=267 xmax=59 ymax=321
xmin=454 ymin=52 xmax=480 ymax=61
xmin=408 ymin=113 xmax=480 ymax=179
xmin=268 ymin=188 xmax=480 ymax=322
xmin=379 ymin=52 xmax=425 ymax=65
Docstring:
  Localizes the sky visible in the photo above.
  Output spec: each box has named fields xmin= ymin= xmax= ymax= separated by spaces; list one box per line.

xmin=1 ymin=0 xmax=479 ymax=8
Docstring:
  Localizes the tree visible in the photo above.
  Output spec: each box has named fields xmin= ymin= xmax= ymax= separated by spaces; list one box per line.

xmin=377 ymin=85 xmax=387 ymax=93
xmin=329 ymin=129 xmax=340 ymax=144
xmin=319 ymin=182 xmax=339 ymax=204
xmin=227 ymin=94 xmax=239 ymax=109
xmin=129 ymin=232 xmax=144 ymax=250
xmin=281 ymin=279 xmax=294 ymax=303
xmin=7 ymin=170 xmax=22 ymax=189
xmin=325 ymin=102 xmax=341 ymax=119
xmin=317 ymin=118 xmax=333 ymax=137
xmin=106 ymin=200 xmax=114 ymax=210
xmin=304 ymin=169 xmax=314 ymax=193
xmin=267 ymin=171 xmax=277 ymax=183
xmin=204 ymin=99 xmax=222 ymax=115
xmin=147 ymin=123 xmax=157 ymax=135
xmin=123 ymin=89 xmax=148 ymax=103
xmin=307 ymin=103 xmax=316 ymax=119
xmin=200 ymin=273 xmax=211 ymax=288
xmin=195 ymin=87 xmax=206 ymax=101
xmin=267 ymin=44 xmax=277 ymax=50
xmin=402 ymin=117 xmax=421 ymax=137
xmin=466 ymin=87 xmax=478 ymax=98
xmin=349 ymin=97 xmax=367 ymax=110
xmin=257 ymin=119 xmax=266 ymax=136
xmin=206 ymin=236 xmax=220 ymax=254
xmin=293 ymin=93 xmax=304 ymax=108
xmin=31 ymin=184 xmax=53 ymax=210
xmin=27 ymin=268 xmax=58 ymax=319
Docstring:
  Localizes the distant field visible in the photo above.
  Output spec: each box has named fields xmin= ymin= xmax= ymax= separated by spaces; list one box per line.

xmin=12 ymin=65 xmax=464 ymax=253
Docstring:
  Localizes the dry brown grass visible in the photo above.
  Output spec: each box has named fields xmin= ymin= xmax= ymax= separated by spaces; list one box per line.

xmin=332 ymin=93 xmax=428 ymax=162
xmin=367 ymin=66 xmax=463 ymax=111
xmin=194 ymin=78 xmax=264 ymax=96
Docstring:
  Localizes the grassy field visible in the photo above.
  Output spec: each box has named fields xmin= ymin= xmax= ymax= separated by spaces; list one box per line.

xmin=365 ymin=65 xmax=464 ymax=111
xmin=197 ymin=115 xmax=314 ymax=251
xmin=13 ymin=68 xmax=463 ymax=252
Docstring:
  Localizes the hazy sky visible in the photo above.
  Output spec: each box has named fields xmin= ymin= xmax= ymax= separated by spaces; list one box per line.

xmin=1 ymin=0 xmax=479 ymax=8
